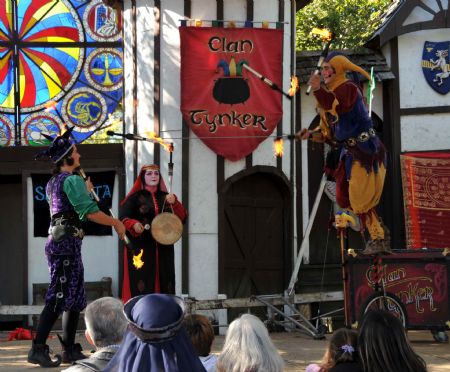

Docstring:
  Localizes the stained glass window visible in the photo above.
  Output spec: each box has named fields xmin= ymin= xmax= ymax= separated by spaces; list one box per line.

xmin=0 ymin=0 xmax=123 ymax=147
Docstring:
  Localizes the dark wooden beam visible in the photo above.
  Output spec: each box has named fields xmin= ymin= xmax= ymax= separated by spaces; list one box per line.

xmin=245 ymin=0 xmax=254 ymax=168
xmin=400 ymin=106 xmax=450 ymax=116
xmin=182 ymin=0 xmax=191 ymax=294
xmin=153 ymin=0 xmax=161 ymax=167
xmin=382 ymin=38 xmax=405 ymax=249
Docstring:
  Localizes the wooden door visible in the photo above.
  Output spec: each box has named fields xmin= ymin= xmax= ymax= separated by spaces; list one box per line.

xmin=0 ymin=175 xmax=25 ymax=329
xmin=219 ymin=168 xmax=291 ymax=300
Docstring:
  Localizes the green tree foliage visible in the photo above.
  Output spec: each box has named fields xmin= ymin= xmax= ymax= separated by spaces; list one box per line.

xmin=296 ymin=0 xmax=391 ymax=51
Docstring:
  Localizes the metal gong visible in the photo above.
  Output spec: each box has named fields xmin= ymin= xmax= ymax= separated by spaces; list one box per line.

xmin=151 ymin=212 xmax=183 ymax=245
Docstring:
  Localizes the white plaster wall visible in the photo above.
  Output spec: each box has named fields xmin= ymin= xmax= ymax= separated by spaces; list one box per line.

xmin=27 ymin=176 xmax=120 ymax=304
xmin=136 ymin=0 xmax=156 ymax=169
xmin=187 ymin=0 xmax=219 ymax=298
xmin=372 ymin=82 xmax=383 ymax=121
xmin=281 ymin=1 xmax=294 ymax=179
xmin=381 ymin=44 xmax=391 ymax=67
xmin=160 ymin=1 xmax=185 ymax=295
xmin=401 ymin=114 xmax=450 ymax=152
xmin=123 ymin=0 xmax=135 ymax=191
xmin=299 ymin=86 xmax=319 ymax=262
xmin=398 ymin=29 xmax=450 ymax=109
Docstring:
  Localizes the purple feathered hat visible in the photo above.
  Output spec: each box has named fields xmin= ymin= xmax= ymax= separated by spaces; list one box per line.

xmin=34 ymin=127 xmax=76 ymax=163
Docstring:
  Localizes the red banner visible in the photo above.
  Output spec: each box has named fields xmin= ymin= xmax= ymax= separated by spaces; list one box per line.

xmin=180 ymin=27 xmax=283 ymax=161
xmin=400 ymin=152 xmax=450 ymax=249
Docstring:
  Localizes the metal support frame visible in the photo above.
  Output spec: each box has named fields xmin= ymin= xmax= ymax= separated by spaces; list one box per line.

xmin=253 ymin=174 xmax=333 ymax=339
xmin=255 ymin=294 xmax=325 ymax=339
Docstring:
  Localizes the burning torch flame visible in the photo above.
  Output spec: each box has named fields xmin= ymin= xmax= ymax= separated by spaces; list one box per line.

xmin=288 ymin=76 xmax=299 ymax=96
xmin=133 ymin=249 xmax=144 ymax=269
xmin=143 ymin=131 xmax=172 ymax=152
xmin=311 ymin=28 xmax=333 ymax=41
xmin=274 ymin=137 xmax=284 ymax=157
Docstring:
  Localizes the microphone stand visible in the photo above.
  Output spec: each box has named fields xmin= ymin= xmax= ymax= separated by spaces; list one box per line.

xmin=78 ymin=168 xmax=130 ymax=245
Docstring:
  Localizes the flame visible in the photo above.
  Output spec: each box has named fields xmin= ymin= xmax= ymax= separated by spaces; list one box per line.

xmin=133 ymin=249 xmax=144 ymax=269
xmin=44 ymin=101 xmax=57 ymax=112
xmin=288 ymin=76 xmax=299 ymax=96
xmin=311 ymin=28 xmax=333 ymax=41
xmin=274 ymin=137 xmax=284 ymax=157
xmin=143 ymin=131 xmax=172 ymax=152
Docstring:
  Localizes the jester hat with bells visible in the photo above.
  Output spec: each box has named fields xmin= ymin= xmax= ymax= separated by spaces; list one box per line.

xmin=34 ymin=127 xmax=76 ymax=163
xmin=323 ymin=52 xmax=371 ymax=92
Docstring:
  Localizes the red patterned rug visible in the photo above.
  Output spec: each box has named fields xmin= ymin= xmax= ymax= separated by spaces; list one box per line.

xmin=401 ymin=151 xmax=450 ymax=249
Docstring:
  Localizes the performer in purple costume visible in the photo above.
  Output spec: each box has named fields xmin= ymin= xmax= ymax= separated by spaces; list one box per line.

xmin=28 ymin=128 xmax=126 ymax=368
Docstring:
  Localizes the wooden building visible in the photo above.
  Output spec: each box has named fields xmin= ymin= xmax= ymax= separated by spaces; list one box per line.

xmin=0 ymin=0 xmax=302 ymax=326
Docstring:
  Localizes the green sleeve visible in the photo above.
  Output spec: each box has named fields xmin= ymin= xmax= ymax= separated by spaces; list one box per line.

xmin=63 ymin=175 xmax=99 ymax=221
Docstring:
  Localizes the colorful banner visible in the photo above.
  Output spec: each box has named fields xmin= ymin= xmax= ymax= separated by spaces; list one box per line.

xmin=180 ymin=27 xmax=283 ymax=161
xmin=32 ymin=171 xmax=116 ymax=237
xmin=346 ymin=250 xmax=450 ymax=329
xmin=400 ymin=152 xmax=450 ymax=249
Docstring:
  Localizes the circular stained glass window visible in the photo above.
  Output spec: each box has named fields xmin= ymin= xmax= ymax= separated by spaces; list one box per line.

xmin=0 ymin=0 xmax=123 ymax=146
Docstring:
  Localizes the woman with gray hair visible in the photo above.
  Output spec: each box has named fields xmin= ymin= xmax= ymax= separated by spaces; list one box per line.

xmin=217 ymin=313 xmax=284 ymax=372
xmin=63 ymin=297 xmax=128 ymax=372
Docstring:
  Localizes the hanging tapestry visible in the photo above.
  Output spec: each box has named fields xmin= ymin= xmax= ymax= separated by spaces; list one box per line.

xmin=32 ymin=171 xmax=116 ymax=237
xmin=180 ymin=26 xmax=283 ymax=161
xmin=400 ymin=152 xmax=450 ymax=249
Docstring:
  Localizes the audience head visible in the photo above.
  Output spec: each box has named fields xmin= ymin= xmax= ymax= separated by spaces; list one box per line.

xmin=84 ymin=296 xmax=128 ymax=348
xmin=183 ymin=314 xmax=215 ymax=356
xmin=217 ymin=313 xmax=284 ymax=372
xmin=103 ymin=294 xmax=206 ymax=372
xmin=358 ymin=310 xmax=427 ymax=372
xmin=320 ymin=328 xmax=359 ymax=370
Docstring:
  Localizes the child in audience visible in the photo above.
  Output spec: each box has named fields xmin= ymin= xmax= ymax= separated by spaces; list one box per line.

xmin=306 ymin=328 xmax=363 ymax=372
xmin=183 ymin=314 xmax=217 ymax=372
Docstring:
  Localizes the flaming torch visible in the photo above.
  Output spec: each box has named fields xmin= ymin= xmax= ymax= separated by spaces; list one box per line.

xmin=274 ymin=137 xmax=284 ymax=157
xmin=241 ymin=63 xmax=298 ymax=99
xmin=143 ymin=131 xmax=173 ymax=152
xmin=306 ymin=28 xmax=335 ymax=95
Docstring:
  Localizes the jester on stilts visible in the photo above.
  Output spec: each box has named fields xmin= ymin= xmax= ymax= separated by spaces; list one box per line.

xmin=297 ymin=52 xmax=390 ymax=255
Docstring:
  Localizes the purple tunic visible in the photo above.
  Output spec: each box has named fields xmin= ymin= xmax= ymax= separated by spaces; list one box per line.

xmin=44 ymin=172 xmax=92 ymax=313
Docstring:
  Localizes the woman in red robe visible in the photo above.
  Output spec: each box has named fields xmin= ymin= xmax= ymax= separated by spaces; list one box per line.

xmin=120 ymin=165 xmax=187 ymax=302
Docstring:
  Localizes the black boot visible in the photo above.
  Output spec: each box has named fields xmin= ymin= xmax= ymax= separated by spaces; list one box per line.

xmin=27 ymin=340 xmax=62 ymax=367
xmin=57 ymin=334 xmax=87 ymax=364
